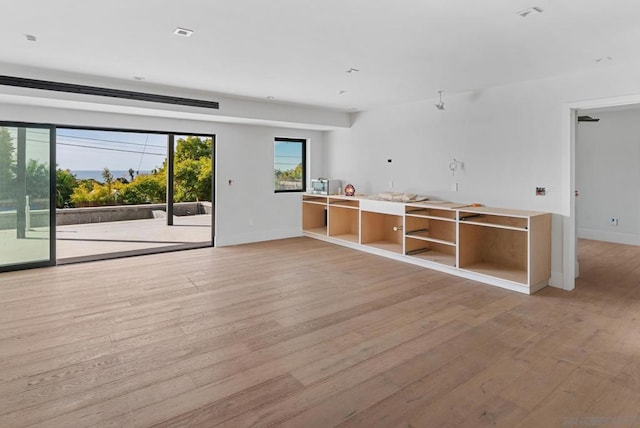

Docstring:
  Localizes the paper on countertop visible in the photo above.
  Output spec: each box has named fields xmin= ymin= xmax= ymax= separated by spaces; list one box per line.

xmin=374 ymin=192 xmax=428 ymax=202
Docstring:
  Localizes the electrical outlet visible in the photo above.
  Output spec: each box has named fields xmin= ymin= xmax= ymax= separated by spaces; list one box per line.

xmin=451 ymin=183 xmax=459 ymax=192
xmin=610 ymin=218 xmax=619 ymax=226
xmin=388 ymin=180 xmax=394 ymax=188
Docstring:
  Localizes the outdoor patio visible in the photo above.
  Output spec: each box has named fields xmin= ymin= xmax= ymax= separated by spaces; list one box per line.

xmin=0 ymin=214 xmax=212 ymax=266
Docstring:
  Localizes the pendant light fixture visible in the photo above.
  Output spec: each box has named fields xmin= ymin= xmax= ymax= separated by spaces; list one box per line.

xmin=435 ymin=90 xmax=445 ymax=111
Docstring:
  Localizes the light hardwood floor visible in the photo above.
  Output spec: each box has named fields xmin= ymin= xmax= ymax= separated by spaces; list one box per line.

xmin=1 ymin=237 xmax=639 ymax=427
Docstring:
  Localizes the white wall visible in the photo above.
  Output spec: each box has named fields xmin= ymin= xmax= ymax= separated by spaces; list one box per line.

xmin=576 ymin=109 xmax=640 ymax=245
xmin=0 ymin=103 xmax=326 ymax=247
xmin=324 ymin=60 xmax=640 ymax=288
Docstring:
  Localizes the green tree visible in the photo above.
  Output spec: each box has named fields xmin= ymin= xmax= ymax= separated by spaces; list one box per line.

xmin=61 ymin=136 xmax=212 ymax=207
xmin=120 ymin=174 xmax=166 ymax=204
xmin=56 ymin=168 xmax=78 ymax=208
xmin=0 ymin=127 xmax=16 ymax=202
xmin=25 ymin=160 xmax=50 ymax=201
xmin=173 ymin=136 xmax=213 ymax=202
xmin=174 ymin=157 xmax=212 ymax=202
xmin=101 ymin=167 xmax=115 ymax=203
xmin=175 ymin=136 xmax=212 ymax=162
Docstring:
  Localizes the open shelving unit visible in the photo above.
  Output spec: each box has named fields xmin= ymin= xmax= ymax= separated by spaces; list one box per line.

xmin=302 ymin=194 xmax=328 ymax=236
xmin=457 ymin=207 xmax=550 ymax=291
xmin=328 ymin=197 xmax=360 ymax=243
xmin=301 ymin=195 xmax=551 ymax=294
xmin=404 ymin=204 xmax=458 ymax=267
xmin=360 ymin=211 xmax=403 ymax=254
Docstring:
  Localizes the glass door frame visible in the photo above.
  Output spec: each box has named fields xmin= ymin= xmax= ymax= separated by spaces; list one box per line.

xmin=0 ymin=121 xmax=56 ymax=272
xmin=167 ymin=133 xmax=216 ymax=246
xmin=53 ymin=126 xmax=215 ymax=264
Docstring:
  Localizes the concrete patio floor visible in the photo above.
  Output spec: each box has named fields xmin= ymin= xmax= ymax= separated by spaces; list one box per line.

xmin=0 ymin=214 xmax=212 ymax=267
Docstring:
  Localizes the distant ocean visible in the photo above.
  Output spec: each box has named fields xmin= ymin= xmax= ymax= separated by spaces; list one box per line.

xmin=71 ymin=170 xmax=151 ymax=182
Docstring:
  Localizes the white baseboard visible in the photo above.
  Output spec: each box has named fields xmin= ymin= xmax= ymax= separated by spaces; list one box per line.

xmin=577 ymin=228 xmax=640 ymax=246
xmin=215 ymin=228 xmax=302 ymax=247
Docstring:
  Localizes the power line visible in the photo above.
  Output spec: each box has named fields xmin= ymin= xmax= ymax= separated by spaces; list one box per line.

xmin=58 ymin=133 xmax=166 ymax=149
xmin=57 ymin=142 xmax=165 ymax=156
xmin=137 ymin=134 xmax=151 ymax=173
xmin=22 ymin=129 xmax=166 ymax=149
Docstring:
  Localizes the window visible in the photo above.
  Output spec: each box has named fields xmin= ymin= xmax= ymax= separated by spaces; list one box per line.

xmin=274 ymin=137 xmax=306 ymax=192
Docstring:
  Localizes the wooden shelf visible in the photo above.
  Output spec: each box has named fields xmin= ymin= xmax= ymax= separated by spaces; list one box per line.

xmin=364 ymin=241 xmax=403 ymax=254
xmin=405 ymin=236 xmax=456 ymax=266
xmin=405 ymin=231 xmax=456 ymax=247
xmin=458 ymin=220 xmax=528 ymax=232
xmin=405 ymin=215 xmax=456 ymax=246
xmin=332 ymin=233 xmax=359 ymax=243
xmin=328 ymin=198 xmax=359 ymax=209
xmin=303 ymin=195 xmax=328 ymax=205
xmin=459 ymin=211 xmax=528 ymax=230
xmin=405 ymin=207 xmax=457 ymax=221
xmin=406 ymin=249 xmax=456 ymax=267
xmin=406 ymin=214 xmax=456 ymax=223
xmin=305 ymin=226 xmax=327 ymax=236
xmin=303 ymin=200 xmax=327 ymax=207
xmin=460 ymin=262 xmax=527 ymax=285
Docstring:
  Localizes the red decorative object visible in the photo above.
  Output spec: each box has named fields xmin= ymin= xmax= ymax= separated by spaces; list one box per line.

xmin=344 ymin=184 xmax=355 ymax=196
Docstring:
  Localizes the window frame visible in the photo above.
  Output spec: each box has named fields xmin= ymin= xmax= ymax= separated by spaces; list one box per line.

xmin=274 ymin=137 xmax=306 ymax=193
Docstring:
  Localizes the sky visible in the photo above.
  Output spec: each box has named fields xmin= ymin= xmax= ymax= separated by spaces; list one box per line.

xmin=6 ymin=126 xmax=300 ymax=173
xmin=274 ymin=140 xmax=303 ymax=172
xmin=56 ymin=129 xmax=168 ymax=171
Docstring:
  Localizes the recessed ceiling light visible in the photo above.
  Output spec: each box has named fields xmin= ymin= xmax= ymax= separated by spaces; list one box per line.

xmin=133 ymin=76 xmax=145 ymax=81
xmin=174 ymin=27 xmax=194 ymax=37
xmin=517 ymin=6 xmax=543 ymax=17
xmin=25 ymin=34 xmax=37 ymax=42
xmin=266 ymin=96 xmax=275 ymax=100
xmin=346 ymin=68 xmax=360 ymax=74
xmin=338 ymin=90 xmax=348 ymax=95
xmin=594 ymin=56 xmax=613 ymax=63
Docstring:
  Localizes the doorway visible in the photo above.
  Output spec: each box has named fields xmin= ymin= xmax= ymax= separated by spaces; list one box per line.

xmin=574 ymin=107 xmax=640 ymax=285
xmin=565 ymin=94 xmax=640 ymax=290
xmin=54 ymin=128 xmax=215 ymax=263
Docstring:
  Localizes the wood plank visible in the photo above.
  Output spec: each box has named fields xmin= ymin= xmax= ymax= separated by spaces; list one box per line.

xmin=0 ymin=237 xmax=637 ymax=427
xmin=153 ymin=374 xmax=303 ymax=427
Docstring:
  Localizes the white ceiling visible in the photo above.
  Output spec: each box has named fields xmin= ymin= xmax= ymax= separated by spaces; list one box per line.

xmin=1 ymin=0 xmax=640 ymax=112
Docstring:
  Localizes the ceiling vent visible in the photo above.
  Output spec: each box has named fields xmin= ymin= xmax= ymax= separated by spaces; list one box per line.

xmin=578 ymin=115 xmax=600 ymax=122
xmin=0 ymin=75 xmax=219 ymax=109
xmin=174 ymin=27 xmax=194 ymax=37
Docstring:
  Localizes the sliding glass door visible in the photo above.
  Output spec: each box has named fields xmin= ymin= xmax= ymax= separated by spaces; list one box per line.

xmin=0 ymin=123 xmax=55 ymax=271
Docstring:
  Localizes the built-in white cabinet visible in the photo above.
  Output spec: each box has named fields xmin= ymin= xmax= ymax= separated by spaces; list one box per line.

xmin=302 ymin=194 xmax=551 ymax=295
